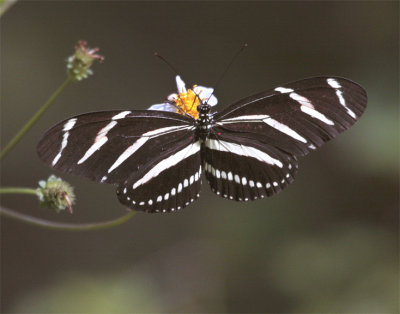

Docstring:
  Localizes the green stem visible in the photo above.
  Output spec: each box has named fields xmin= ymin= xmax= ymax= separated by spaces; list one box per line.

xmin=0 ymin=186 xmax=136 ymax=230
xmin=0 ymin=187 xmax=38 ymax=195
xmin=0 ymin=77 xmax=73 ymax=160
xmin=0 ymin=0 xmax=18 ymax=17
xmin=0 ymin=206 xmax=136 ymax=231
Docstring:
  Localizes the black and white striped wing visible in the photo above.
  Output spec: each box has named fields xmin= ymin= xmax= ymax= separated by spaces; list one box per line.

xmin=206 ymin=77 xmax=367 ymax=200
xmin=204 ymin=133 xmax=298 ymax=201
xmin=117 ymin=140 xmax=202 ymax=213
xmin=37 ymin=110 xmax=201 ymax=212
xmin=215 ymin=77 xmax=367 ymax=156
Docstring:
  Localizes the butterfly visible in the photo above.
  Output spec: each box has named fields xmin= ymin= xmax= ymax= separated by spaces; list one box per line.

xmin=37 ymin=75 xmax=367 ymax=213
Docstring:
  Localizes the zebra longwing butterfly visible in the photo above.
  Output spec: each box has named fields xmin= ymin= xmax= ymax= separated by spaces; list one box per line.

xmin=37 ymin=75 xmax=367 ymax=213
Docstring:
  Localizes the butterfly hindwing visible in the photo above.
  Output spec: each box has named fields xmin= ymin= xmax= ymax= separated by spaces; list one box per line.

xmin=117 ymin=140 xmax=202 ymax=212
xmin=204 ymin=132 xmax=298 ymax=201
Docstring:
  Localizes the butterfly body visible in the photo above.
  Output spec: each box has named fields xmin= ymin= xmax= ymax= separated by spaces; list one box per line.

xmin=37 ymin=76 xmax=367 ymax=213
xmin=196 ymin=104 xmax=214 ymax=141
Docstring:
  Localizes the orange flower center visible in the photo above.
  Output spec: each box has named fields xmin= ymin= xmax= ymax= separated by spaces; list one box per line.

xmin=174 ymin=87 xmax=202 ymax=119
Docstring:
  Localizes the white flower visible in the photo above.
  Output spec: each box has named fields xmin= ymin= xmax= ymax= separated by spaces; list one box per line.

xmin=148 ymin=75 xmax=218 ymax=119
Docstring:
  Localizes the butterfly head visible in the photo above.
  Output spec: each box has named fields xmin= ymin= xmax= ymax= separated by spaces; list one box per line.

xmin=197 ymin=102 xmax=212 ymax=117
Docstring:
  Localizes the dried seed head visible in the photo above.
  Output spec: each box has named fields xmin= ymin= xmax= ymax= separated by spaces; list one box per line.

xmin=67 ymin=40 xmax=104 ymax=81
xmin=36 ymin=175 xmax=76 ymax=213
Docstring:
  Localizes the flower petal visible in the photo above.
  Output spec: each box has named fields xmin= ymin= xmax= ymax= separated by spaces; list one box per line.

xmin=148 ymin=103 xmax=177 ymax=112
xmin=205 ymin=94 xmax=218 ymax=106
xmin=176 ymin=75 xmax=186 ymax=93
xmin=193 ymin=85 xmax=213 ymax=97
xmin=193 ymin=85 xmax=218 ymax=106
xmin=167 ymin=93 xmax=178 ymax=101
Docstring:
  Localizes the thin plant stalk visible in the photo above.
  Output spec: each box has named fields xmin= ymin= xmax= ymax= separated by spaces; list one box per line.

xmin=0 ymin=206 xmax=136 ymax=231
xmin=0 ymin=42 xmax=125 ymax=231
xmin=0 ymin=187 xmax=38 ymax=195
xmin=0 ymin=186 xmax=136 ymax=230
xmin=0 ymin=77 xmax=73 ymax=160
xmin=0 ymin=0 xmax=18 ymax=17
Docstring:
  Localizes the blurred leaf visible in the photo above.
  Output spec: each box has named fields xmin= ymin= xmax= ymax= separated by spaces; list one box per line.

xmin=9 ymin=273 xmax=162 ymax=313
xmin=266 ymin=224 xmax=397 ymax=312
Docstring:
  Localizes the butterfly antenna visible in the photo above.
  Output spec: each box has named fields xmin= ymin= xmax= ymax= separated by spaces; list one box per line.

xmin=171 ymin=101 xmax=195 ymax=119
xmin=214 ymin=43 xmax=248 ymax=90
xmin=206 ymin=42 xmax=248 ymax=104
xmin=154 ymin=52 xmax=203 ymax=119
xmin=154 ymin=52 xmax=194 ymax=117
xmin=190 ymin=93 xmax=201 ymax=111
xmin=154 ymin=52 xmax=180 ymax=76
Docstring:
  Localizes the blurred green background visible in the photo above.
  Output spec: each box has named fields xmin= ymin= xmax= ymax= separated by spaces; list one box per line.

xmin=1 ymin=1 xmax=398 ymax=313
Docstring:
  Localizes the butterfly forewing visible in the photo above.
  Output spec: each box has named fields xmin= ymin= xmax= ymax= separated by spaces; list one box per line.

xmin=37 ymin=110 xmax=195 ymax=185
xmin=215 ymin=77 xmax=367 ymax=157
